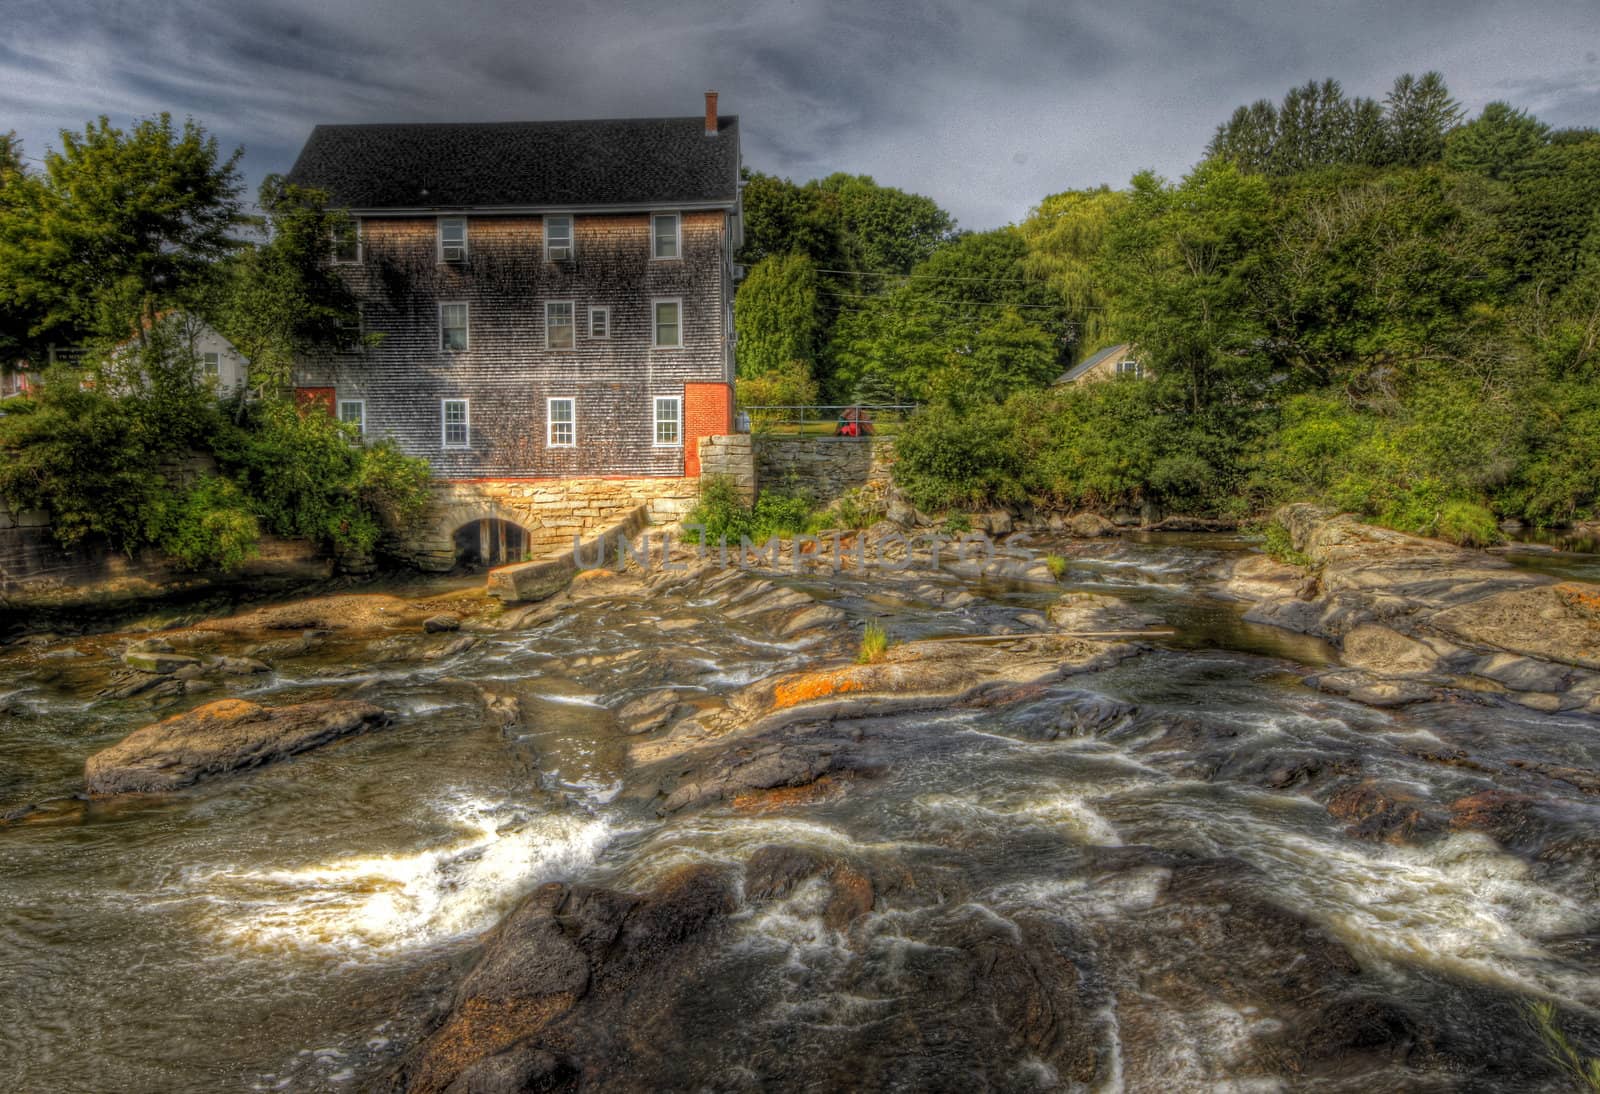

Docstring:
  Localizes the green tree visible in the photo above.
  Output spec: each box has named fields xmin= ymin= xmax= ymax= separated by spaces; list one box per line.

xmin=1102 ymin=162 xmax=1274 ymax=413
xmin=1445 ymin=102 xmax=1550 ymax=180
xmin=815 ymin=172 xmax=955 ymax=274
xmin=831 ymin=229 xmax=1066 ymax=403
xmin=208 ymin=177 xmax=364 ymax=399
xmin=0 ymin=114 xmax=247 ymax=356
xmin=734 ymin=252 xmax=826 ymax=378
xmin=1384 ymin=72 xmax=1463 ymax=167
xmin=1019 ymin=186 xmax=1128 ymax=357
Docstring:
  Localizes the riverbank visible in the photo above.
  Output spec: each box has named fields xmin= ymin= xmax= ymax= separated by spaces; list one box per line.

xmin=1 ymin=522 xmax=1596 ymax=1090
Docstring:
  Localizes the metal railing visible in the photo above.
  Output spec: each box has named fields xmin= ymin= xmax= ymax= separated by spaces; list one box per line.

xmin=738 ymin=404 xmax=919 ymax=436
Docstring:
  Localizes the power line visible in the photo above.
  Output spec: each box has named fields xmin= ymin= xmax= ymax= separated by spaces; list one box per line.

xmin=817 ymin=289 xmax=1106 ymax=311
xmin=811 ymin=267 xmax=1042 ymax=284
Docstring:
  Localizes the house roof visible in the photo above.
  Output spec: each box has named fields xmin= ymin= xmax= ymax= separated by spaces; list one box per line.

xmin=1054 ymin=342 xmax=1134 ymax=385
xmin=285 ymin=115 xmax=742 ymax=212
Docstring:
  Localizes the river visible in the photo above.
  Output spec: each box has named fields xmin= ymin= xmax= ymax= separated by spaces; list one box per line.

xmin=1 ymin=533 xmax=1596 ymax=1091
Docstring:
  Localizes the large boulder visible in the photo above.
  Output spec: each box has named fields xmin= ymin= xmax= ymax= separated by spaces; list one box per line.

xmin=85 ymin=698 xmax=391 ymax=795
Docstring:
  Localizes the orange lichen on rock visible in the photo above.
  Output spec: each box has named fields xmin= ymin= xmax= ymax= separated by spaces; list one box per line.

xmin=1556 ymin=583 xmax=1600 ymax=618
xmin=771 ymin=669 xmax=867 ymax=709
xmin=731 ymin=774 xmax=847 ymax=814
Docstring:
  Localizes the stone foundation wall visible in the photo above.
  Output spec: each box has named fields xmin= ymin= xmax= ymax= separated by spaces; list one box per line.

xmin=406 ymin=435 xmax=760 ymax=572
xmin=407 ymin=476 xmax=704 ymax=572
xmin=698 ymin=434 xmax=757 ymax=504
xmin=753 ymin=437 xmax=895 ymax=506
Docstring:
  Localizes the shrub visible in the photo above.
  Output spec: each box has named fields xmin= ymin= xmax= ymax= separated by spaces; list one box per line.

xmin=1260 ymin=521 xmax=1312 ymax=567
xmin=893 ymin=401 xmax=1025 ymax=511
xmin=858 ymin=622 xmax=890 ymax=664
xmin=213 ymin=401 xmax=431 ymax=559
xmin=1044 ymin=553 xmax=1068 ymax=579
xmin=829 ymin=489 xmax=881 ymax=530
xmin=685 ymin=475 xmax=754 ymax=543
xmin=147 ymin=476 xmax=261 ymax=571
xmin=1436 ymin=501 xmax=1500 ymax=547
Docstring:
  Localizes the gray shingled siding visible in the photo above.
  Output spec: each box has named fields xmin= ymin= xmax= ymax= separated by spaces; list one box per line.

xmin=296 ymin=212 xmax=730 ymax=478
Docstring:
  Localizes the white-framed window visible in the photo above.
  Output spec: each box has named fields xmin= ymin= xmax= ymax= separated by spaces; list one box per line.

xmin=201 ymin=352 xmax=221 ymax=379
xmin=588 ymin=306 xmax=609 ymax=339
xmin=1116 ymin=359 xmax=1143 ymax=377
xmin=545 ymin=214 xmax=573 ymax=260
xmin=440 ymin=302 xmax=469 ymax=352
xmin=438 ymin=217 xmax=467 ymax=262
xmin=441 ymin=399 xmax=470 ymax=448
xmin=545 ymin=301 xmax=575 ymax=350
xmin=338 ymin=399 xmax=366 ymax=436
xmin=547 ymin=397 xmax=575 ymax=447
xmin=652 ymin=298 xmax=682 ymax=348
xmin=654 ymin=395 xmax=682 ymax=447
xmin=332 ymin=218 xmax=361 ymax=264
xmin=652 ymin=212 xmax=680 ymax=260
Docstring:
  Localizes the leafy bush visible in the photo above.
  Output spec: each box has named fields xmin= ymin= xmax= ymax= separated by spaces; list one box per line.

xmin=213 ymin=401 xmax=430 ymax=560
xmin=147 ymin=476 xmax=260 ymax=570
xmin=685 ymin=478 xmax=820 ymax=546
xmin=893 ymin=402 xmax=1026 ymax=510
xmin=827 ymin=489 xmax=881 ymax=530
xmin=1436 ymin=501 xmax=1500 ymax=547
xmin=1260 ymin=521 xmax=1312 ymax=567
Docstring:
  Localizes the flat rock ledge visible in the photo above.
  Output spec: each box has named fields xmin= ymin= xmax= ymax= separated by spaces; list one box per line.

xmin=85 ymin=698 xmax=392 ymax=795
xmin=1226 ymin=505 xmax=1600 ymax=714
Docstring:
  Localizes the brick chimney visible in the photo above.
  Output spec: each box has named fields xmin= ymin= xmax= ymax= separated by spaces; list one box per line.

xmin=704 ymin=91 xmax=719 ymax=137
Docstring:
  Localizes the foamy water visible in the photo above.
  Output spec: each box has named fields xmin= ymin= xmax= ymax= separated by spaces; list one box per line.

xmin=192 ymin=795 xmax=611 ymax=957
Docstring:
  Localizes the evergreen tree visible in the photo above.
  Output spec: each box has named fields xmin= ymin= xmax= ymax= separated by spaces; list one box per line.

xmin=1384 ymin=72 xmax=1463 ymax=166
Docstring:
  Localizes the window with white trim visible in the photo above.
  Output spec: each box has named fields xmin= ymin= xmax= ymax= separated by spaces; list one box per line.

xmin=440 ymin=302 xmax=468 ymax=352
xmin=588 ymin=306 xmax=609 ymax=339
xmin=438 ymin=217 xmax=467 ymax=262
xmin=332 ymin=219 xmax=361 ymax=264
xmin=546 ymin=301 xmax=575 ymax=350
xmin=652 ymin=298 xmax=682 ymax=348
xmin=442 ymin=399 xmax=469 ymax=448
xmin=544 ymin=215 xmax=573 ymax=260
xmin=1116 ymin=359 xmax=1143 ymax=378
xmin=201 ymin=352 xmax=221 ymax=379
xmin=654 ymin=396 xmax=681 ymax=447
xmin=338 ymin=399 xmax=366 ymax=435
xmin=652 ymin=212 xmax=680 ymax=259
xmin=547 ymin=397 xmax=575 ymax=447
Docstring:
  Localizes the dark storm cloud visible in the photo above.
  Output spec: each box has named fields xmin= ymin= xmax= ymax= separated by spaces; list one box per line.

xmin=3 ymin=0 xmax=1597 ymax=227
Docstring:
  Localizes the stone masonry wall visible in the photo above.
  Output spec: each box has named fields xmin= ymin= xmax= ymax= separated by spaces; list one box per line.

xmin=698 ymin=434 xmax=756 ymax=504
xmin=753 ymin=436 xmax=895 ymax=507
xmin=408 ymin=476 xmax=704 ymax=572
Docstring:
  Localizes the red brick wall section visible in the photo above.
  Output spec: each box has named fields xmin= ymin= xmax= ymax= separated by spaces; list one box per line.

xmin=683 ymin=381 xmax=733 ymax=477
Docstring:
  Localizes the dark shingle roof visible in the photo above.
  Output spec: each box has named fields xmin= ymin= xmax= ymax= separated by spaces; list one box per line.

xmin=285 ymin=115 xmax=740 ymax=211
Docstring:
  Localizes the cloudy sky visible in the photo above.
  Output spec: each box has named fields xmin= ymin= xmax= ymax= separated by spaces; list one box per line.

xmin=3 ymin=0 xmax=1597 ymax=228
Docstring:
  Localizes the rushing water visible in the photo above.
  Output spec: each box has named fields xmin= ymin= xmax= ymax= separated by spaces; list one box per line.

xmin=1 ymin=534 xmax=1596 ymax=1091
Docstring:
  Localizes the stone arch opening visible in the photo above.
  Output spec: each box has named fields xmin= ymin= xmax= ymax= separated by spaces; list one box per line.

xmin=452 ymin=518 xmax=531 ymax=569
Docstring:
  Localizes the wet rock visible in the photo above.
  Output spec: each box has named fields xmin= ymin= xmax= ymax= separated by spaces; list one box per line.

xmin=1053 ymin=691 xmax=1138 ymax=737
xmin=659 ymin=739 xmax=866 ymax=815
xmin=96 ymin=670 xmax=184 ymax=701
xmin=616 ymin=689 xmax=681 ymax=735
xmin=1304 ymin=668 xmax=1437 ymax=707
xmin=244 ymin=633 xmax=324 ymax=660
xmin=1326 ymin=779 xmax=1444 ymax=843
xmin=84 ymin=698 xmax=392 ymax=795
xmin=183 ymin=679 xmax=218 ymax=696
xmin=127 ymin=637 xmax=175 ymax=655
xmin=172 ymin=663 xmax=206 ymax=681
xmin=1340 ymin=623 xmax=1442 ymax=676
xmin=885 ymin=499 xmax=916 ymax=528
xmin=392 ymin=866 xmax=737 ymax=1094
xmin=212 ymin=656 xmax=270 ymax=675
xmin=476 ymin=689 xmax=522 ymax=733
xmin=1048 ymin=592 xmax=1162 ymax=634
xmin=121 ymin=650 xmax=202 ymax=675
xmin=1068 ymin=512 xmax=1116 ymax=538
xmin=423 ymin=614 xmax=461 ymax=634
xmin=424 ymin=635 xmax=479 ymax=660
